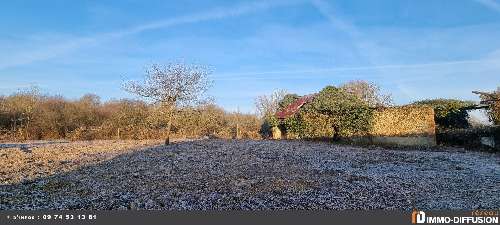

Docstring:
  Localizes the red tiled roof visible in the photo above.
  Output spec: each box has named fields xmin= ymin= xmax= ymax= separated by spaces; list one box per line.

xmin=275 ymin=94 xmax=316 ymax=119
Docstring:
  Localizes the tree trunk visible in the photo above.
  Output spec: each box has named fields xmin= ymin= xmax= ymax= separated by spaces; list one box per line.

xmin=332 ymin=126 xmax=340 ymax=141
xmin=235 ymin=123 xmax=240 ymax=139
xmin=12 ymin=117 xmax=17 ymax=133
xmin=164 ymin=103 xmax=174 ymax=145
xmin=63 ymin=126 xmax=68 ymax=138
xmin=24 ymin=120 xmax=30 ymax=141
xmin=165 ymin=114 xmax=172 ymax=145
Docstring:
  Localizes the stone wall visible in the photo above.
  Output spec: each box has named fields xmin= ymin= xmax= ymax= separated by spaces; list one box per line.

xmin=368 ymin=106 xmax=436 ymax=146
xmin=273 ymin=105 xmax=437 ymax=147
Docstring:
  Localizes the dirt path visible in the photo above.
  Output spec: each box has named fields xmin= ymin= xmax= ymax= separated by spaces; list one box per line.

xmin=0 ymin=139 xmax=498 ymax=210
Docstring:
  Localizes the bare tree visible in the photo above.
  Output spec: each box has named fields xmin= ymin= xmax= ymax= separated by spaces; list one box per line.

xmin=255 ymin=89 xmax=288 ymax=118
xmin=123 ymin=62 xmax=212 ymax=145
xmin=340 ymin=80 xmax=392 ymax=107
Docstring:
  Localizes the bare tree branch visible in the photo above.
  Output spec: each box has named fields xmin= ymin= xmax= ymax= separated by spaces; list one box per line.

xmin=122 ymin=61 xmax=213 ymax=144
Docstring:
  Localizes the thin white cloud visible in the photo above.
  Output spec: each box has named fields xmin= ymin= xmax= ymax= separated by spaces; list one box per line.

xmin=0 ymin=0 xmax=301 ymax=70
xmin=309 ymin=0 xmax=500 ymax=102
xmin=474 ymin=0 xmax=500 ymax=13
xmin=104 ymin=0 xmax=299 ymax=39
xmin=309 ymin=0 xmax=361 ymax=38
xmin=0 ymin=38 xmax=97 ymax=70
xmin=214 ymin=58 xmax=500 ymax=80
xmin=309 ymin=0 xmax=390 ymax=72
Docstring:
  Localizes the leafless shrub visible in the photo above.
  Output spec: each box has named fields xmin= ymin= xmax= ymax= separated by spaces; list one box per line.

xmin=340 ymin=80 xmax=392 ymax=107
xmin=255 ymin=89 xmax=288 ymax=118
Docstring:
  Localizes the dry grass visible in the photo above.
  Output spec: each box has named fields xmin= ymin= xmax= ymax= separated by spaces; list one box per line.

xmin=0 ymin=140 xmax=163 ymax=185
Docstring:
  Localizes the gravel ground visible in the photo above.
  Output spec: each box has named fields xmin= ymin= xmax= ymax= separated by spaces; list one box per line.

xmin=0 ymin=139 xmax=498 ymax=210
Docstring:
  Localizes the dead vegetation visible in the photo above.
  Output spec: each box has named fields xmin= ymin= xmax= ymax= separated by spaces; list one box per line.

xmin=0 ymin=88 xmax=260 ymax=141
xmin=0 ymin=140 xmax=162 ymax=184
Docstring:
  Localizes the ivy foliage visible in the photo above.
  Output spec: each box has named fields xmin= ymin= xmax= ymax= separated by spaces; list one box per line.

xmin=278 ymin=94 xmax=300 ymax=110
xmin=280 ymin=86 xmax=374 ymax=139
xmin=412 ymin=99 xmax=474 ymax=129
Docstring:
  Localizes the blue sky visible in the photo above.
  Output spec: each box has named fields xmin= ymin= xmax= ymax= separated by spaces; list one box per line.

xmin=1 ymin=0 xmax=500 ymax=112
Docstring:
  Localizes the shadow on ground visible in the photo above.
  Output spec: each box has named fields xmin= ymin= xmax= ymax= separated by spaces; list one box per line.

xmin=1 ymin=139 xmax=498 ymax=210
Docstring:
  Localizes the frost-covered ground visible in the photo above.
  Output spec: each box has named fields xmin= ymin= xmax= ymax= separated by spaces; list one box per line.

xmin=0 ymin=139 xmax=498 ymax=210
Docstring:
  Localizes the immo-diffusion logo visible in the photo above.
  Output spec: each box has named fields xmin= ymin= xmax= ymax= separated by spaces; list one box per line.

xmin=411 ymin=210 xmax=499 ymax=224
xmin=412 ymin=210 xmax=426 ymax=224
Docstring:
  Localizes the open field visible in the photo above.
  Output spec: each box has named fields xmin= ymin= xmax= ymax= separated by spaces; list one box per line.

xmin=0 ymin=139 xmax=498 ymax=210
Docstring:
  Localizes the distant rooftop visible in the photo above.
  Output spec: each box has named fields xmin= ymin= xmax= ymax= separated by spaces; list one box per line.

xmin=275 ymin=94 xmax=316 ymax=119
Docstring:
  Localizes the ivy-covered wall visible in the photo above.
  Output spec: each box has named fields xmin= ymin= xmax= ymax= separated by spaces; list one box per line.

xmin=270 ymin=86 xmax=437 ymax=146
xmin=371 ymin=106 xmax=436 ymax=137
xmin=368 ymin=106 xmax=436 ymax=146
xmin=274 ymin=105 xmax=437 ymax=146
